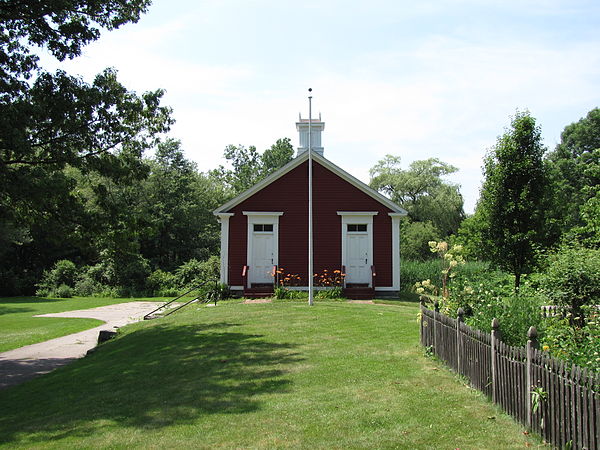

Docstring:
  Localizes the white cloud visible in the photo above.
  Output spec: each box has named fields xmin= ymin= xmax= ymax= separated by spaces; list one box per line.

xmin=35 ymin=1 xmax=600 ymax=215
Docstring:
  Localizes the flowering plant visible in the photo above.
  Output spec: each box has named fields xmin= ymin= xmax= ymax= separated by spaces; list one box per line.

xmin=275 ymin=267 xmax=302 ymax=287
xmin=313 ymin=269 xmax=345 ymax=287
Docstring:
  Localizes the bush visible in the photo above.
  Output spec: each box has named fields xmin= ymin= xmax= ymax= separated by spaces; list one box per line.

xmin=540 ymin=245 xmax=600 ymax=324
xmin=465 ymin=289 xmax=545 ymax=347
xmin=273 ymin=287 xmax=308 ymax=300
xmin=402 ymin=258 xmax=490 ymax=294
xmin=274 ymin=286 xmax=287 ymax=299
xmin=401 ymin=260 xmax=444 ymax=292
xmin=54 ymin=284 xmax=74 ymax=298
xmin=541 ymin=306 xmax=600 ymax=372
xmin=175 ymin=256 xmax=220 ymax=288
xmin=147 ymin=269 xmax=179 ymax=297
xmin=203 ymin=282 xmax=231 ymax=302
xmin=315 ymin=287 xmax=344 ymax=299
xmin=430 ymin=268 xmax=545 ymax=347
xmin=73 ymin=274 xmax=104 ymax=297
xmin=36 ymin=260 xmax=79 ymax=297
xmin=400 ymin=221 xmax=442 ymax=261
xmin=90 ymin=250 xmax=151 ymax=294
xmin=65 ymin=264 xmax=117 ymax=297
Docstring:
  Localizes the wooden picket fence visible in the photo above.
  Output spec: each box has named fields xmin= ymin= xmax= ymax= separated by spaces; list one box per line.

xmin=420 ymin=303 xmax=599 ymax=449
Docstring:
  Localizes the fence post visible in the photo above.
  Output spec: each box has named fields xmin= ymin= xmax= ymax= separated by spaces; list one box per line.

xmin=457 ymin=307 xmax=464 ymax=375
xmin=526 ymin=326 xmax=539 ymax=429
xmin=433 ymin=301 xmax=439 ymax=354
xmin=491 ymin=318 xmax=500 ymax=404
xmin=419 ymin=297 xmax=425 ymax=345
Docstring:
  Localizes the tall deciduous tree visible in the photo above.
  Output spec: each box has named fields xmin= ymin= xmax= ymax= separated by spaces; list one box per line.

xmin=546 ymin=107 xmax=600 ymax=245
xmin=0 ymin=0 xmax=172 ymax=294
xmin=477 ymin=111 xmax=548 ymax=289
xmin=369 ymin=156 xmax=465 ymax=237
xmin=212 ymin=138 xmax=294 ymax=196
xmin=139 ymin=139 xmax=225 ymax=270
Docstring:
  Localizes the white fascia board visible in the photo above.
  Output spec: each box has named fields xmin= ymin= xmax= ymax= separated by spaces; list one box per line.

xmin=243 ymin=211 xmax=284 ymax=216
xmin=337 ymin=211 xmax=379 ymax=216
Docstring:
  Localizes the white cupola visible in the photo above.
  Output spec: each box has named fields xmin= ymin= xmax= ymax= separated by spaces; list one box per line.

xmin=296 ymin=113 xmax=325 ymax=157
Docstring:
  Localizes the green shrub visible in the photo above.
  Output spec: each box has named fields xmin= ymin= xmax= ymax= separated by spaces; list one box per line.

xmin=540 ymin=305 xmax=600 ymax=372
xmin=36 ymin=260 xmax=79 ymax=297
xmin=73 ymin=275 xmax=104 ymax=297
xmin=273 ymin=287 xmax=308 ymax=300
xmin=402 ymin=259 xmax=491 ymax=293
xmin=175 ymin=256 xmax=220 ymax=288
xmin=400 ymin=260 xmax=444 ymax=292
xmin=203 ymin=282 xmax=231 ymax=302
xmin=540 ymin=245 xmax=600 ymax=324
xmin=274 ymin=286 xmax=287 ymax=299
xmin=147 ymin=269 xmax=179 ymax=296
xmin=434 ymin=268 xmax=544 ymax=347
xmin=465 ymin=290 xmax=545 ymax=347
xmin=55 ymin=284 xmax=74 ymax=298
xmin=315 ymin=287 xmax=344 ymax=299
xmin=400 ymin=221 xmax=441 ymax=261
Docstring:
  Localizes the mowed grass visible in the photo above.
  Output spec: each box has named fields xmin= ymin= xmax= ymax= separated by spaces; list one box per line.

xmin=0 ymin=297 xmax=167 ymax=353
xmin=0 ymin=301 xmax=544 ymax=449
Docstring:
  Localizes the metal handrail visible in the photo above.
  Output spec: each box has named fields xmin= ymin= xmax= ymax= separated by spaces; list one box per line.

xmin=143 ymin=279 xmax=218 ymax=320
xmin=371 ymin=265 xmax=376 ymax=289
xmin=242 ymin=265 xmax=249 ymax=290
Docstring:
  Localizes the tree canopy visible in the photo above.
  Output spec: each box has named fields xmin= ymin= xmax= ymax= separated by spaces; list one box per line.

xmin=370 ymin=156 xmax=465 ymax=236
xmin=211 ymin=137 xmax=294 ymax=195
xmin=475 ymin=111 xmax=549 ymax=289
xmin=0 ymin=0 xmax=173 ymax=294
xmin=545 ymin=107 xmax=600 ymax=245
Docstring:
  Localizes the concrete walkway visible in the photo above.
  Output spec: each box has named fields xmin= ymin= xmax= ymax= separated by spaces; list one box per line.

xmin=0 ymin=301 xmax=162 ymax=390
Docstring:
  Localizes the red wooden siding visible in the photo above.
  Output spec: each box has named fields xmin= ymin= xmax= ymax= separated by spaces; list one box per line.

xmin=227 ymin=160 xmax=394 ymax=287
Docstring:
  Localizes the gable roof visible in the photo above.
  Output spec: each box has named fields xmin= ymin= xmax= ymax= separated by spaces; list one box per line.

xmin=213 ymin=151 xmax=408 ymax=215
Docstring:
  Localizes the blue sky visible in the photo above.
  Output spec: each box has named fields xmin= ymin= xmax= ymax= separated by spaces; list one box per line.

xmin=48 ymin=0 xmax=600 ymax=213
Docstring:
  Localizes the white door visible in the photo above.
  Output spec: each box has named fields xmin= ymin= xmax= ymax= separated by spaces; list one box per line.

xmin=346 ymin=233 xmax=370 ymax=284
xmin=250 ymin=229 xmax=274 ymax=284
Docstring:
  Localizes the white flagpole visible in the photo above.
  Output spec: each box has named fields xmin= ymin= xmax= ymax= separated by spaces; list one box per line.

xmin=308 ymin=89 xmax=314 ymax=306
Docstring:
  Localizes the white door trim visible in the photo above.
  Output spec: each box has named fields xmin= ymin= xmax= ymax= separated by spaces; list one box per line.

xmin=244 ymin=212 xmax=283 ymax=287
xmin=337 ymin=212 xmax=377 ymax=287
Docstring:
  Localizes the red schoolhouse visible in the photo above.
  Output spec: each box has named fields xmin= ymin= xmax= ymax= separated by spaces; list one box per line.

xmin=214 ymin=116 xmax=406 ymax=299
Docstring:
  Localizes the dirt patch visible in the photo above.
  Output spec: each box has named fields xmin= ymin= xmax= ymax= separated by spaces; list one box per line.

xmin=347 ymin=300 xmax=375 ymax=304
xmin=243 ymin=299 xmax=273 ymax=304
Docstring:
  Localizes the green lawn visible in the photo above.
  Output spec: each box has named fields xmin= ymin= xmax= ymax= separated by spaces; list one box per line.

xmin=0 ymin=296 xmax=167 ymax=353
xmin=0 ymin=300 xmax=544 ymax=448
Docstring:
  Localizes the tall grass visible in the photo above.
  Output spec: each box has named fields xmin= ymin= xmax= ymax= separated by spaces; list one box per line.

xmin=400 ymin=259 xmax=492 ymax=292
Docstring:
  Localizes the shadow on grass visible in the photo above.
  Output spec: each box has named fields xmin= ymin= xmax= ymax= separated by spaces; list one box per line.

xmin=0 ymin=297 xmax=65 ymax=305
xmin=0 ymin=321 xmax=302 ymax=445
xmin=0 ymin=306 xmax=35 ymax=316
xmin=0 ymin=356 xmax=77 ymax=389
